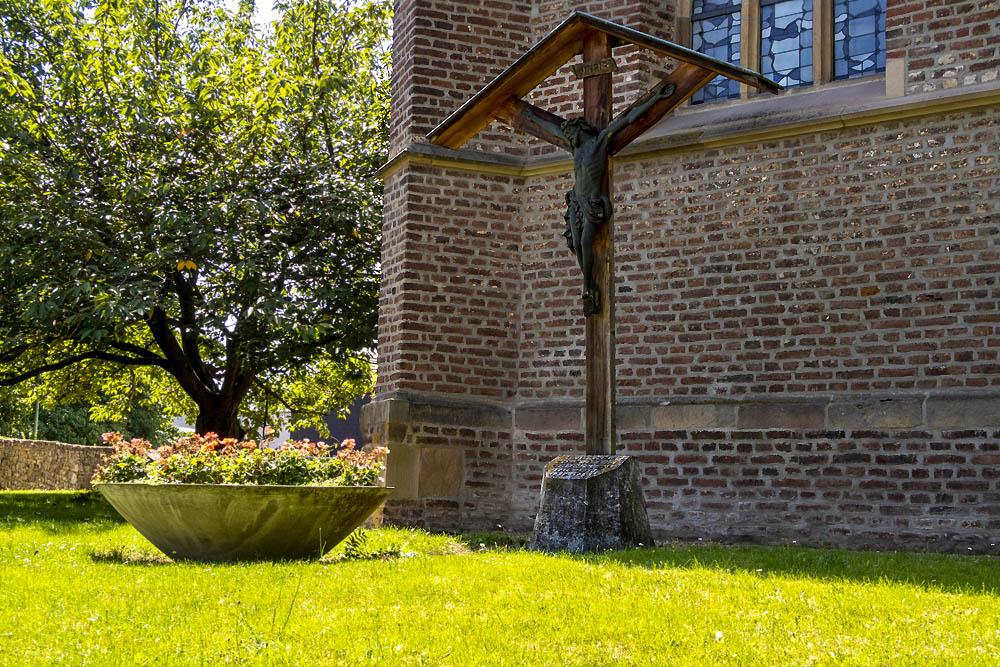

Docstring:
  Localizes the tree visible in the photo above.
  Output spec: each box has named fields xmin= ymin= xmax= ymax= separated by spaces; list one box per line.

xmin=0 ymin=0 xmax=389 ymax=438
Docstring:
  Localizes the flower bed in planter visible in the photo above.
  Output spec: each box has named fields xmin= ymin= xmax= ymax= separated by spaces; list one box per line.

xmin=93 ymin=433 xmax=390 ymax=562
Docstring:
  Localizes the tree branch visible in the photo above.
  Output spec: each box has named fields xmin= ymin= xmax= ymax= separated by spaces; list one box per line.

xmin=0 ymin=350 xmax=168 ymax=386
xmin=106 ymin=340 xmax=163 ymax=360
xmin=146 ymin=305 xmax=213 ymax=406
xmin=253 ymin=378 xmax=326 ymax=418
xmin=171 ymin=270 xmax=216 ymax=390
xmin=0 ymin=342 xmax=37 ymax=365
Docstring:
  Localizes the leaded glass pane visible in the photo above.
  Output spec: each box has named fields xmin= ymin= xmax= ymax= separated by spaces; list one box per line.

xmin=760 ymin=0 xmax=813 ymax=89
xmin=691 ymin=0 xmax=741 ymax=104
xmin=695 ymin=0 xmax=741 ymax=15
xmin=833 ymin=0 xmax=886 ymax=79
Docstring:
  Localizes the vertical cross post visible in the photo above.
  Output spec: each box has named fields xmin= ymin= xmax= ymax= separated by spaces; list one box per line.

xmin=583 ymin=32 xmax=615 ymax=456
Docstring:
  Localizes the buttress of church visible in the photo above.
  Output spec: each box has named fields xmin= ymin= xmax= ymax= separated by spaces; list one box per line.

xmin=361 ymin=0 xmax=1000 ymax=552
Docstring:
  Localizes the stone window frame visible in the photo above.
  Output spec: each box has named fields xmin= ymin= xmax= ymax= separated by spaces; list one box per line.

xmin=679 ymin=0 xmax=886 ymax=103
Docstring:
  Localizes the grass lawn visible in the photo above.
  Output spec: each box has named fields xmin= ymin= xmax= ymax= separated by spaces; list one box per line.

xmin=1 ymin=491 xmax=999 ymax=666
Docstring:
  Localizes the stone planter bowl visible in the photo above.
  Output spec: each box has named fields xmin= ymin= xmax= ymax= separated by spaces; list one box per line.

xmin=96 ymin=483 xmax=392 ymax=562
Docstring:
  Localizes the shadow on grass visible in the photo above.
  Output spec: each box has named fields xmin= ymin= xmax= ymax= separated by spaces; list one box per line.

xmin=448 ymin=529 xmax=1000 ymax=595
xmin=457 ymin=531 xmax=530 ymax=552
xmin=0 ymin=490 xmax=125 ymax=533
xmin=578 ymin=542 xmax=1000 ymax=596
xmin=89 ymin=545 xmax=173 ymax=566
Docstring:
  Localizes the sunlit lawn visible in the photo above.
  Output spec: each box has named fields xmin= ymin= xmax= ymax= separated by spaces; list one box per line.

xmin=1 ymin=490 xmax=999 ymax=665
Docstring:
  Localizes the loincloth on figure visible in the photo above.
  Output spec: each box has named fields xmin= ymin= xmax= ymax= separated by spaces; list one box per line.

xmin=563 ymin=190 xmax=612 ymax=249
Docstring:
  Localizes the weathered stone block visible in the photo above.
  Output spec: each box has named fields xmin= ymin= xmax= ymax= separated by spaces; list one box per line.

xmin=361 ymin=397 xmax=412 ymax=448
xmin=419 ymin=447 xmax=462 ymax=497
xmin=617 ymin=404 xmax=652 ymax=430
xmin=410 ymin=400 xmax=510 ymax=428
xmin=385 ymin=443 xmax=419 ymax=500
xmin=653 ymin=403 xmax=737 ymax=429
xmin=737 ymin=401 xmax=827 ymax=430
xmin=361 ymin=397 xmax=410 ymax=426
xmin=926 ymin=396 xmax=1000 ymax=428
xmin=828 ymin=397 xmax=924 ymax=429
xmin=531 ymin=455 xmax=653 ymax=553
xmin=514 ymin=405 xmax=582 ymax=431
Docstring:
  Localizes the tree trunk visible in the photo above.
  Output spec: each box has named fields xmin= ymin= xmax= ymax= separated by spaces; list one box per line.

xmin=194 ymin=402 xmax=246 ymax=440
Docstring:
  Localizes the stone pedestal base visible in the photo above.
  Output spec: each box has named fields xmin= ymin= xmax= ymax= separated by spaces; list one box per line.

xmin=530 ymin=455 xmax=654 ymax=553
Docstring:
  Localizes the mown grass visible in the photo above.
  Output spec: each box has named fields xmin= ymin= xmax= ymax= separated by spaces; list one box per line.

xmin=1 ymin=490 xmax=999 ymax=666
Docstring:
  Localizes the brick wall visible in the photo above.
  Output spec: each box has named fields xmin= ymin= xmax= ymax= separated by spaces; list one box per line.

xmin=0 ymin=438 xmax=111 ymax=490
xmin=614 ymin=111 xmax=1000 ymax=398
xmin=389 ymin=0 xmax=533 ymax=154
xmin=369 ymin=0 xmax=1000 ymax=552
xmin=620 ymin=425 xmax=1000 ymax=553
xmin=376 ymin=162 xmax=523 ymax=399
xmin=887 ymin=0 xmax=1000 ymax=94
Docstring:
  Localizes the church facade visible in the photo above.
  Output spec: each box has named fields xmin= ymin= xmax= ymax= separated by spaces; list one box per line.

xmin=362 ymin=0 xmax=1000 ymax=552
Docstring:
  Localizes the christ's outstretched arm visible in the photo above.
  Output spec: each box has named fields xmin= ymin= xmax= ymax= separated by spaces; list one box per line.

xmin=599 ymin=82 xmax=676 ymax=152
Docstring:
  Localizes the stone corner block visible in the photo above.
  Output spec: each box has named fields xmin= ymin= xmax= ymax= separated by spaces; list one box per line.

xmin=361 ymin=397 xmax=410 ymax=428
xmin=419 ymin=447 xmax=463 ymax=498
xmin=385 ymin=443 xmax=419 ymax=501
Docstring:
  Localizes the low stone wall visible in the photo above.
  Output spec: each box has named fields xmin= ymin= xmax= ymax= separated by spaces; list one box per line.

xmin=0 ymin=438 xmax=112 ymax=490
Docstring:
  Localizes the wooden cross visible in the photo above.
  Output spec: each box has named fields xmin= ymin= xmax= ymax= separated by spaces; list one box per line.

xmin=428 ymin=13 xmax=780 ymax=455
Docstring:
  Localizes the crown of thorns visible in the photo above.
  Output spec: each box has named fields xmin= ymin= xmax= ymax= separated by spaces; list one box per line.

xmin=560 ymin=117 xmax=598 ymax=135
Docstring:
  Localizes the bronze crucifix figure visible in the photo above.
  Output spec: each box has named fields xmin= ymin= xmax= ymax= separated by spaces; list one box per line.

xmin=519 ymin=81 xmax=676 ymax=316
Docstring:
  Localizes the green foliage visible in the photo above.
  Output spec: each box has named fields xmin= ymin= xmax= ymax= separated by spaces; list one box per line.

xmin=0 ymin=0 xmax=389 ymax=437
xmin=93 ymin=432 xmax=387 ymax=486
xmin=146 ymin=448 xmax=382 ymax=486
xmin=1 ymin=389 xmax=179 ymax=447
xmin=35 ymin=403 xmax=179 ymax=447
xmin=335 ymin=528 xmax=401 ymax=561
xmin=97 ymin=452 xmax=150 ymax=483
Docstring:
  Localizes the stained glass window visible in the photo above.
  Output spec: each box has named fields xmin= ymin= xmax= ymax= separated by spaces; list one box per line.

xmin=760 ymin=0 xmax=813 ymax=88
xmin=690 ymin=0 xmax=741 ymax=104
xmin=833 ymin=0 xmax=886 ymax=79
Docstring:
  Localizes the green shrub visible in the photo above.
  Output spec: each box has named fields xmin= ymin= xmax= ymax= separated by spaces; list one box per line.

xmin=7 ymin=403 xmax=179 ymax=447
xmin=93 ymin=432 xmax=387 ymax=486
